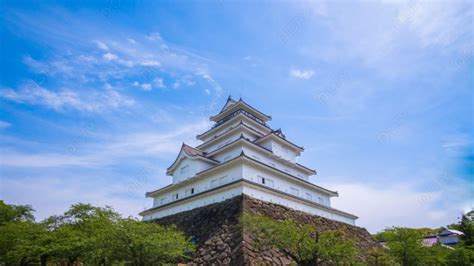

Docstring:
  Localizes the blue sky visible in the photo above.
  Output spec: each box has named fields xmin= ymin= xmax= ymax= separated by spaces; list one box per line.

xmin=0 ymin=0 xmax=472 ymax=233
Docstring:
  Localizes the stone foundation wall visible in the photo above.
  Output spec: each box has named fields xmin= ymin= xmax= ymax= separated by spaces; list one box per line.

xmin=153 ymin=195 xmax=379 ymax=265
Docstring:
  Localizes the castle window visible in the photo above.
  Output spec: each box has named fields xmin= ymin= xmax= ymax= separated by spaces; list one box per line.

xmin=290 ymin=187 xmax=299 ymax=196
xmin=160 ymin=198 xmax=166 ymax=205
xmin=180 ymin=165 xmax=189 ymax=175
xmin=305 ymin=193 xmax=312 ymax=201
xmin=266 ymin=179 xmax=274 ymax=188
xmin=219 ymin=175 xmax=228 ymax=185
xmin=185 ymin=188 xmax=194 ymax=197
xmin=318 ymin=197 xmax=324 ymax=205
xmin=172 ymin=193 xmax=179 ymax=200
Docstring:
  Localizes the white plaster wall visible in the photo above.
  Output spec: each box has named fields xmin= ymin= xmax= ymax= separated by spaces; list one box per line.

xmin=242 ymin=163 xmax=330 ymax=206
xmin=242 ymin=185 xmax=355 ymax=225
xmin=199 ymin=120 xmax=242 ymax=143
xmin=203 ymin=129 xmax=259 ymax=154
xmin=144 ymin=185 xmax=243 ymax=220
xmin=199 ymin=115 xmax=269 ymax=143
xmin=211 ymin=145 xmax=243 ymax=163
xmin=242 ymin=145 xmax=310 ymax=181
xmin=146 ymin=161 xmax=355 ymax=225
xmin=154 ymin=164 xmax=243 ymax=207
xmin=259 ymin=138 xmax=273 ymax=151
xmin=272 ymin=141 xmax=299 ymax=162
xmin=172 ymin=159 xmax=215 ymax=184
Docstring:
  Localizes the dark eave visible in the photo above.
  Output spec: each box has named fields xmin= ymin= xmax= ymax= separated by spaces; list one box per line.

xmin=147 ymin=150 xmax=332 ymax=198
xmin=254 ymin=131 xmax=304 ymax=152
xmin=205 ymin=135 xmax=315 ymax=175
xmin=211 ymin=98 xmax=271 ymax=122
xmin=166 ymin=144 xmax=219 ymax=173
xmin=196 ymin=112 xmax=272 ymax=140
xmin=242 ymin=153 xmax=332 ymax=195
xmin=196 ymin=121 xmax=265 ymax=149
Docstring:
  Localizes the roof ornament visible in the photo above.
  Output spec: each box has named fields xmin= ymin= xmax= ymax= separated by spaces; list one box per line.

xmin=273 ymin=128 xmax=286 ymax=139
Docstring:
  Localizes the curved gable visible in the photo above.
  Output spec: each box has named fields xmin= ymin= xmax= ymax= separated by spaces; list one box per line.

xmin=166 ymin=144 xmax=219 ymax=177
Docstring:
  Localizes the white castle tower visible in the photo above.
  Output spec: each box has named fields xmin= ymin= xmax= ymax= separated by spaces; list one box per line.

xmin=140 ymin=97 xmax=357 ymax=225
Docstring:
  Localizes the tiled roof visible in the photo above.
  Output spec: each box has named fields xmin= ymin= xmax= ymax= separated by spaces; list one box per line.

xmin=211 ymin=97 xmax=271 ymax=122
xmin=166 ymin=144 xmax=219 ymax=172
xmin=182 ymin=143 xmax=205 ymax=157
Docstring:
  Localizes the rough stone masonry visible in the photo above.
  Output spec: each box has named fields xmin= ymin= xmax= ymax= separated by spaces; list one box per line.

xmin=154 ymin=195 xmax=380 ymax=265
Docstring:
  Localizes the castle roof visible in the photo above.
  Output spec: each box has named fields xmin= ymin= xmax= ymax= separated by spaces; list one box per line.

xmin=166 ymin=144 xmax=219 ymax=175
xmin=210 ymin=96 xmax=271 ymax=123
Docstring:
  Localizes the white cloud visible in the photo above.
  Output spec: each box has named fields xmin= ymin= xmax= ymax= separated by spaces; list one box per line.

xmin=140 ymin=83 xmax=152 ymax=91
xmin=172 ymin=75 xmax=195 ymax=89
xmin=132 ymin=79 xmax=164 ymax=91
xmin=322 ymin=180 xmax=471 ymax=233
xmin=0 ymin=120 xmax=11 ymax=129
xmin=140 ymin=60 xmax=161 ymax=67
xmin=103 ymin=52 xmax=118 ymax=61
xmin=397 ymin=2 xmax=472 ymax=50
xmin=0 ymin=82 xmax=134 ymax=112
xmin=298 ymin=1 xmax=473 ymax=80
xmin=0 ymin=176 xmax=150 ymax=221
xmin=290 ymin=69 xmax=315 ymax=79
xmin=94 ymin=40 xmax=109 ymax=51
xmin=8 ymin=11 xmax=223 ymax=98
xmin=0 ymin=152 xmax=101 ymax=168
xmin=153 ymin=78 xmax=165 ymax=88
xmin=0 ymin=118 xmax=211 ymax=169
xmin=146 ymin=32 xmax=162 ymax=41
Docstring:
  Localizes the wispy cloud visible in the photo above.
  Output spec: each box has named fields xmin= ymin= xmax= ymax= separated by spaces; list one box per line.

xmin=0 ymin=176 xmax=151 ymax=220
xmin=0 ymin=118 xmax=211 ymax=168
xmin=289 ymin=68 xmax=315 ymax=79
xmin=299 ymin=1 xmax=473 ymax=79
xmin=2 ymin=10 xmax=224 ymax=112
xmin=94 ymin=40 xmax=109 ymax=51
xmin=0 ymin=120 xmax=11 ymax=129
xmin=0 ymin=82 xmax=134 ymax=112
xmin=324 ymin=179 xmax=471 ymax=232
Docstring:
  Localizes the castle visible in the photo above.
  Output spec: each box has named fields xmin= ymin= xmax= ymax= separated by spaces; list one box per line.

xmin=140 ymin=97 xmax=357 ymax=225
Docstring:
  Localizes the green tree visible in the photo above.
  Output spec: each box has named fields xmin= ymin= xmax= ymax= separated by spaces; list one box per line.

xmin=109 ymin=218 xmax=195 ymax=266
xmin=0 ymin=201 xmax=45 ymax=265
xmin=458 ymin=210 xmax=474 ymax=246
xmin=0 ymin=201 xmax=195 ymax=265
xmin=241 ymin=213 xmax=358 ymax=266
xmin=445 ymin=247 xmax=474 ymax=266
xmin=0 ymin=200 xmax=35 ymax=225
xmin=377 ymin=227 xmax=425 ymax=266
xmin=44 ymin=203 xmax=121 ymax=265
xmin=366 ymin=248 xmax=399 ymax=266
xmin=423 ymin=244 xmax=450 ymax=266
